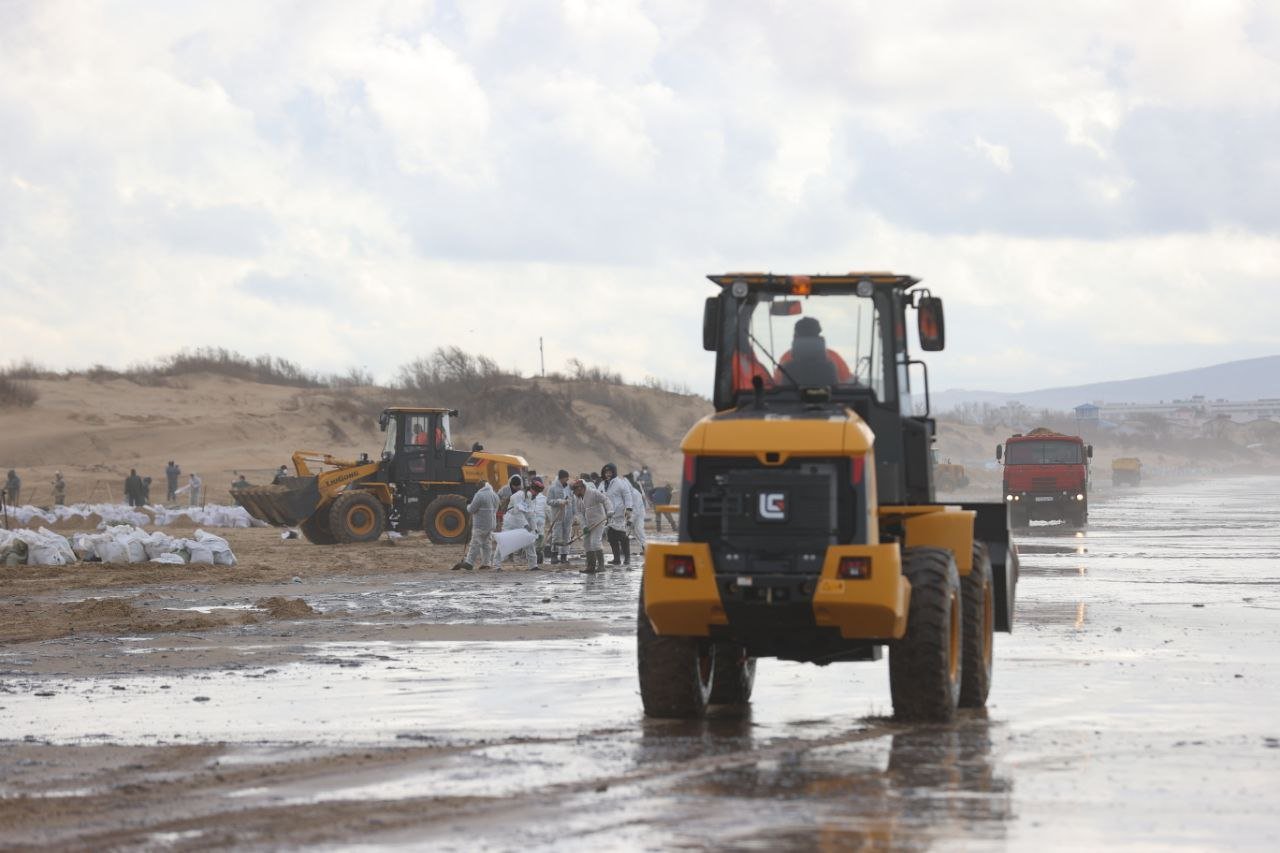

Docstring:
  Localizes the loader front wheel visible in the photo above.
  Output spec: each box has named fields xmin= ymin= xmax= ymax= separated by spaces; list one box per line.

xmin=424 ymin=495 xmax=470 ymax=544
xmin=890 ymin=547 xmax=962 ymax=722
xmin=329 ymin=491 xmax=385 ymax=544
xmin=299 ymin=512 xmax=337 ymax=545
xmin=709 ymin=642 xmax=756 ymax=706
xmin=959 ymin=542 xmax=995 ymax=708
xmin=637 ymin=584 xmax=714 ymax=718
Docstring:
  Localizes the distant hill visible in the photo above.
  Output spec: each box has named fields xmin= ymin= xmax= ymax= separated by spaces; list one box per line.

xmin=934 ymin=355 xmax=1280 ymax=412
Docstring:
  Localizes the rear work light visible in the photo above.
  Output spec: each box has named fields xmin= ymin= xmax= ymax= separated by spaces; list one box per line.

xmin=665 ymin=555 xmax=696 ymax=579
xmin=837 ymin=556 xmax=871 ymax=580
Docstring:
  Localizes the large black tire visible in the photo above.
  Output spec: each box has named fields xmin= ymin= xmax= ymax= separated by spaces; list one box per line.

xmin=637 ymin=584 xmax=715 ymax=718
xmin=1075 ymin=502 xmax=1089 ymax=527
xmin=708 ymin=642 xmax=756 ymax=706
xmin=328 ymin=491 xmax=385 ymax=544
xmin=959 ymin=542 xmax=995 ymax=708
xmin=299 ymin=512 xmax=337 ymax=545
xmin=890 ymin=547 xmax=962 ymax=722
xmin=423 ymin=494 xmax=471 ymax=544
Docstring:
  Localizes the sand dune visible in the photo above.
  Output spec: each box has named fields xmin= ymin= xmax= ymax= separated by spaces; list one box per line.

xmin=0 ymin=374 xmax=710 ymax=506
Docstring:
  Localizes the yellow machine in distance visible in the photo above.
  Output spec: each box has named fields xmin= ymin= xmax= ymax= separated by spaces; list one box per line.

xmin=233 ymin=407 xmax=527 ymax=544
xmin=638 ymin=272 xmax=1018 ymax=723
xmin=1112 ymin=457 xmax=1142 ymax=486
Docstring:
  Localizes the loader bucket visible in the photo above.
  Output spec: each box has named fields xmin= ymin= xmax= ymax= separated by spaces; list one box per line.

xmin=231 ymin=477 xmax=323 ymax=527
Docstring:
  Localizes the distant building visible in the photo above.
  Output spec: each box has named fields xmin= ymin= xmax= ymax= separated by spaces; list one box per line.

xmin=1073 ymin=403 xmax=1099 ymax=423
xmin=1082 ymin=395 xmax=1280 ymax=425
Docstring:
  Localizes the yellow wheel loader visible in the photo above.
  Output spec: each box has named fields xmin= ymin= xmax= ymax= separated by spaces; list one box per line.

xmin=233 ymin=407 xmax=527 ymax=544
xmin=638 ymin=273 xmax=1018 ymax=722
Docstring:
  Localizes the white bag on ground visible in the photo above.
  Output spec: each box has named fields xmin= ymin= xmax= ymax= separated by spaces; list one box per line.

xmin=493 ymin=529 xmax=537 ymax=561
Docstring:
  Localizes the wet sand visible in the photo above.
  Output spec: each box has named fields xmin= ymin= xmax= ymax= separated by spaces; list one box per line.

xmin=2 ymin=478 xmax=1279 ymax=850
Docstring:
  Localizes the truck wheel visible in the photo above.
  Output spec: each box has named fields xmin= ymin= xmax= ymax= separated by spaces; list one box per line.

xmin=328 ymin=491 xmax=385 ymax=544
xmin=424 ymin=494 xmax=470 ymax=544
xmin=1009 ymin=506 xmax=1027 ymax=529
xmin=1074 ymin=503 xmax=1089 ymax=527
xmin=299 ymin=512 xmax=337 ymax=545
xmin=637 ymin=584 xmax=715 ymax=718
xmin=890 ymin=547 xmax=962 ymax=722
xmin=959 ymin=543 xmax=994 ymax=708
xmin=708 ymin=642 xmax=756 ymax=705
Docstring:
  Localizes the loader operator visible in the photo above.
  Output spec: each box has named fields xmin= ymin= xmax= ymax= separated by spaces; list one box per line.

xmin=774 ymin=317 xmax=852 ymax=385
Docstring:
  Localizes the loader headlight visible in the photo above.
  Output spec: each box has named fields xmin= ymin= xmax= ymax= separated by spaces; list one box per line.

xmin=665 ymin=555 xmax=696 ymax=579
xmin=837 ymin=556 xmax=871 ymax=579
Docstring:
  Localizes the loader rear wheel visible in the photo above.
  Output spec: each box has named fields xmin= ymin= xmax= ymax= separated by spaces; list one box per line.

xmin=709 ymin=642 xmax=756 ymax=706
xmin=299 ymin=512 xmax=337 ymax=545
xmin=424 ymin=495 xmax=470 ymax=544
xmin=637 ymin=584 xmax=715 ymax=719
xmin=959 ymin=542 xmax=995 ymax=708
xmin=890 ymin=547 xmax=962 ymax=722
xmin=328 ymin=491 xmax=385 ymax=544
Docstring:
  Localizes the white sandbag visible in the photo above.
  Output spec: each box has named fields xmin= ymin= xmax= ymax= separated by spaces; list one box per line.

xmin=493 ymin=529 xmax=537 ymax=560
xmin=186 ymin=544 xmax=215 ymax=565
xmin=98 ymin=540 xmax=131 ymax=564
xmin=150 ymin=552 xmax=185 ymax=564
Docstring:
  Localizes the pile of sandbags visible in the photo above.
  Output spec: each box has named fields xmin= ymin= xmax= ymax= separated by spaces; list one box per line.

xmin=1 ymin=525 xmax=237 ymax=567
xmin=0 ymin=527 xmax=78 ymax=566
xmin=2 ymin=502 xmax=264 ymax=530
xmin=151 ymin=504 xmax=263 ymax=529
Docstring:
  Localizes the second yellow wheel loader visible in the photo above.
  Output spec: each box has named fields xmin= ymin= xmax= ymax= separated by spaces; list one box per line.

xmin=233 ymin=407 xmax=527 ymax=544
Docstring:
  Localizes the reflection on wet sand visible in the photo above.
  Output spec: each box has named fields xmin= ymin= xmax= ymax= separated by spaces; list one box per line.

xmin=633 ymin=712 xmax=1011 ymax=850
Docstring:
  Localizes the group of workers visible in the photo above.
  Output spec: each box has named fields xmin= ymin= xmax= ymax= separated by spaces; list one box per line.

xmin=0 ymin=463 xmax=209 ymax=510
xmin=454 ymin=463 xmax=672 ymax=574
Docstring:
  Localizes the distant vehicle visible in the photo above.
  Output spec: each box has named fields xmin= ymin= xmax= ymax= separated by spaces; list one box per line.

xmin=934 ymin=458 xmax=970 ymax=492
xmin=1112 ymin=457 xmax=1142 ymax=487
xmin=997 ymin=428 xmax=1092 ymax=527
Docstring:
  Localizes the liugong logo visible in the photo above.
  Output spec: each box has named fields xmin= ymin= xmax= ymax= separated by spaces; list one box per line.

xmin=758 ymin=492 xmax=787 ymax=521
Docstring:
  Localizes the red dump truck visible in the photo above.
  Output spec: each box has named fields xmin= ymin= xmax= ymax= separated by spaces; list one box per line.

xmin=997 ymin=428 xmax=1092 ymax=527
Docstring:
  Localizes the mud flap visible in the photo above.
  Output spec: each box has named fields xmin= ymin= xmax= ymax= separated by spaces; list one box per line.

xmin=232 ymin=477 xmax=322 ymax=527
xmin=962 ymin=502 xmax=1018 ymax=632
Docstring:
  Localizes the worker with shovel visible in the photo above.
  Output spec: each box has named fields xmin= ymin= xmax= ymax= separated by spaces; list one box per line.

xmin=571 ymin=478 xmax=611 ymax=574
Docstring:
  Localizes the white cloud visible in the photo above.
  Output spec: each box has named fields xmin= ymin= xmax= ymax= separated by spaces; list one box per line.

xmin=1 ymin=0 xmax=1279 ymax=397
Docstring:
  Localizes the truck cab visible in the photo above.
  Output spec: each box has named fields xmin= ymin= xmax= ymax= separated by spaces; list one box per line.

xmin=997 ymin=428 xmax=1091 ymax=527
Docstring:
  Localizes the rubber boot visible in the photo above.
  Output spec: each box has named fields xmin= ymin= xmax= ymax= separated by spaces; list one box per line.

xmin=580 ymin=550 xmax=597 ymax=574
xmin=622 ymin=537 xmax=631 ymax=567
xmin=451 ymin=561 xmax=472 ymax=571
xmin=607 ymin=531 xmax=622 ymax=565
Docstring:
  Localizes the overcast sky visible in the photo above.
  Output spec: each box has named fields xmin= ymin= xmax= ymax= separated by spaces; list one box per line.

xmin=2 ymin=1 xmax=1278 ymax=393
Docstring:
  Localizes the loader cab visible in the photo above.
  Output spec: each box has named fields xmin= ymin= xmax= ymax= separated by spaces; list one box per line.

xmin=379 ymin=407 xmax=469 ymax=485
xmin=704 ymin=273 xmax=944 ymax=506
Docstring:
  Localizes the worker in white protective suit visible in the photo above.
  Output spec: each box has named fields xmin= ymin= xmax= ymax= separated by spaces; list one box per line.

xmin=529 ymin=478 xmax=548 ymax=567
xmin=625 ymin=473 xmax=648 ymax=555
xmin=600 ymin=462 xmax=634 ymax=567
xmin=572 ymin=478 xmax=610 ymax=574
xmin=454 ymin=481 xmax=498 ymax=571
xmin=501 ymin=474 xmax=538 ymax=571
xmin=545 ymin=469 xmax=576 ymax=564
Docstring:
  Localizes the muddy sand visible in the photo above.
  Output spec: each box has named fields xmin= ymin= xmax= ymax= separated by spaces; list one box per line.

xmin=3 ymin=481 xmax=1280 ymax=849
